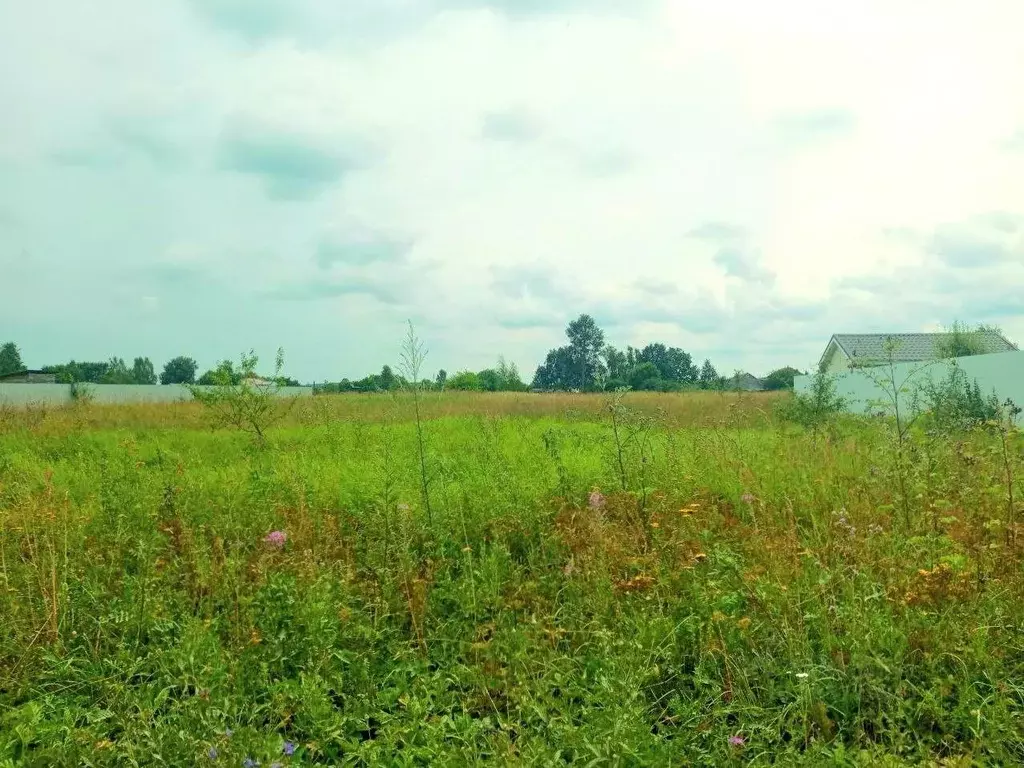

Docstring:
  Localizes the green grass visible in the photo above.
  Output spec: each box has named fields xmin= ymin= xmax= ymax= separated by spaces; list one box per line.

xmin=1 ymin=394 xmax=1023 ymax=765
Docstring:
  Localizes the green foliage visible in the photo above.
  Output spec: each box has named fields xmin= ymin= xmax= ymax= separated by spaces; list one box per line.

xmin=189 ymin=348 xmax=294 ymax=445
xmin=447 ymin=370 xmax=482 ymax=391
xmin=4 ymin=397 xmax=1024 ymax=764
xmin=698 ymin=359 xmax=719 ymax=389
xmin=779 ymin=370 xmax=846 ymax=430
xmin=160 ymin=355 xmax=198 ymax=385
xmin=131 ymin=356 xmax=157 ymax=385
xmin=762 ymin=365 xmax=803 ymax=391
xmin=919 ymin=362 xmax=1001 ymax=433
xmin=435 ymin=369 xmax=448 ymax=390
xmin=628 ymin=361 xmax=662 ymax=391
xmin=43 ymin=360 xmax=110 ymax=384
xmin=934 ymin=320 xmax=1000 ymax=359
xmin=198 ymin=360 xmax=242 ymax=386
xmin=100 ymin=356 xmax=133 ymax=384
xmin=0 ymin=342 xmax=23 ymax=376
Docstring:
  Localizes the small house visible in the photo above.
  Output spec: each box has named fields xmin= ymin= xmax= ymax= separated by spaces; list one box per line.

xmin=0 ymin=369 xmax=57 ymax=383
xmin=818 ymin=331 xmax=1017 ymax=373
xmin=726 ymin=372 xmax=765 ymax=391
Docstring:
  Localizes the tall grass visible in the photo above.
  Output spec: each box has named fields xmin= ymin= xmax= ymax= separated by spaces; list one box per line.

xmin=1 ymin=392 xmax=1022 ymax=765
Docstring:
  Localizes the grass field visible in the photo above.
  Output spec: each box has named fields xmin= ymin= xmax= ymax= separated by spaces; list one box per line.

xmin=1 ymin=390 xmax=1023 ymax=766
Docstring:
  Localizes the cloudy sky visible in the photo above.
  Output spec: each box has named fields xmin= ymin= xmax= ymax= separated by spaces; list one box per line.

xmin=2 ymin=0 xmax=1023 ymax=382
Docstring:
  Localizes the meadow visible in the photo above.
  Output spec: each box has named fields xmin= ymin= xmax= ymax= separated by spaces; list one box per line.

xmin=1 ymin=390 xmax=1023 ymax=766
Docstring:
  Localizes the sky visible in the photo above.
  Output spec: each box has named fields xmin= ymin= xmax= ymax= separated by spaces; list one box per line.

xmin=2 ymin=0 xmax=1023 ymax=383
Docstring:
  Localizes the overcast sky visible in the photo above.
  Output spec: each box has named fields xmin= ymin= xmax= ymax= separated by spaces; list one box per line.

xmin=2 ymin=1 xmax=1023 ymax=382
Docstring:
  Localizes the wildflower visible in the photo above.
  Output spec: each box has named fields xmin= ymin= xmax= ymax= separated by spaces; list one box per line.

xmin=225 ymin=729 xmax=234 ymax=738
xmin=264 ymin=530 xmax=287 ymax=548
xmin=795 ymin=672 xmax=809 ymax=679
xmin=741 ymin=492 xmax=755 ymax=504
xmin=282 ymin=742 xmax=296 ymax=756
xmin=729 ymin=735 xmax=745 ymax=747
xmin=271 ymin=764 xmax=283 ymax=768
xmin=208 ymin=747 xmax=219 ymax=760
xmin=243 ymin=759 xmax=259 ymax=768
xmin=868 ymin=523 xmax=884 ymax=535
xmin=588 ymin=490 xmax=605 ymax=511
xmin=398 ymin=502 xmax=410 ymax=512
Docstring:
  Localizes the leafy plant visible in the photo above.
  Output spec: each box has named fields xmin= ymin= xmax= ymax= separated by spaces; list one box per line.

xmin=189 ymin=348 xmax=295 ymax=445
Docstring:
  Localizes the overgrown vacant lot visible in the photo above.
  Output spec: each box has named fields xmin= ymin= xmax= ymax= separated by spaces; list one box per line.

xmin=1 ymin=392 xmax=1023 ymax=765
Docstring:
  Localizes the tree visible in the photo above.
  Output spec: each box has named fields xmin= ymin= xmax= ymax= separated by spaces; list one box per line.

xmin=532 ymin=346 xmax=574 ymax=390
xmin=629 ymin=361 xmax=662 ymax=391
xmin=477 ymin=368 xmax=501 ymax=391
xmin=379 ymin=365 xmax=396 ymax=391
xmin=435 ymin=369 xmax=448 ymax=391
xmin=603 ymin=346 xmax=628 ymax=381
xmin=496 ymin=356 xmax=526 ymax=391
xmin=198 ymin=360 xmax=241 ymax=386
xmin=565 ymin=314 xmax=606 ymax=389
xmin=762 ymin=366 xmax=803 ymax=391
xmin=637 ymin=343 xmax=696 ymax=383
xmin=448 ymin=370 xmax=482 ymax=391
xmin=160 ymin=356 xmax=197 ymax=385
xmin=0 ymin=342 xmax=23 ymax=376
xmin=101 ymin=357 xmax=134 ymax=384
xmin=44 ymin=361 xmax=109 ymax=383
xmin=698 ymin=359 xmax=719 ymax=390
xmin=132 ymin=357 xmax=157 ymax=385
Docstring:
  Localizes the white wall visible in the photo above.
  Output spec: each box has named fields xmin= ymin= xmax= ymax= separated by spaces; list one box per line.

xmin=0 ymin=383 xmax=313 ymax=407
xmin=794 ymin=351 xmax=1024 ymax=423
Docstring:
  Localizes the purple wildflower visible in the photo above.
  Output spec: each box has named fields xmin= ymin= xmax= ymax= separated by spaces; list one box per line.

xmin=208 ymin=747 xmax=219 ymax=759
xmin=243 ymin=759 xmax=259 ymax=768
xmin=587 ymin=490 xmax=605 ymax=511
xmin=729 ymin=735 xmax=745 ymax=747
xmin=282 ymin=742 xmax=295 ymax=756
xmin=264 ymin=530 xmax=287 ymax=548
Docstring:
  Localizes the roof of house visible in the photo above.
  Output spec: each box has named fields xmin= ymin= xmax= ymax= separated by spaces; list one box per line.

xmin=822 ymin=331 xmax=1017 ymax=368
xmin=0 ymin=369 xmax=52 ymax=381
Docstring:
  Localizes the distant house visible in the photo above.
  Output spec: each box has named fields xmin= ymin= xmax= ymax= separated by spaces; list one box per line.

xmin=818 ymin=331 xmax=1017 ymax=373
xmin=726 ymin=372 xmax=765 ymax=391
xmin=0 ymin=369 xmax=57 ymax=383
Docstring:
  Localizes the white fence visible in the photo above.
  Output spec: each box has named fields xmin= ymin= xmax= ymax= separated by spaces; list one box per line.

xmin=793 ymin=350 xmax=1024 ymax=423
xmin=0 ymin=383 xmax=313 ymax=407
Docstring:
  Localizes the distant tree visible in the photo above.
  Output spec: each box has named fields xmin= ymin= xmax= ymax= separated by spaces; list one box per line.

xmin=496 ymin=356 xmax=526 ymax=391
xmin=0 ymin=342 xmax=23 ymax=376
xmin=477 ymin=368 xmax=501 ymax=391
xmin=435 ymin=369 xmax=448 ymax=391
xmin=629 ymin=361 xmax=662 ymax=391
xmin=43 ymin=361 xmax=110 ymax=384
xmin=565 ymin=314 xmax=606 ymax=389
xmin=762 ymin=366 xmax=803 ymax=391
xmin=448 ymin=370 xmax=482 ymax=391
xmin=160 ymin=356 xmax=197 ymax=385
xmin=635 ymin=343 xmax=697 ymax=383
xmin=698 ymin=359 xmax=719 ymax=390
xmin=602 ymin=346 xmax=628 ymax=381
xmin=198 ymin=360 xmax=241 ymax=386
xmin=131 ymin=357 xmax=157 ymax=384
xmin=101 ymin=357 xmax=134 ymax=384
xmin=379 ymin=365 xmax=396 ymax=391
xmin=532 ymin=346 xmax=575 ymax=390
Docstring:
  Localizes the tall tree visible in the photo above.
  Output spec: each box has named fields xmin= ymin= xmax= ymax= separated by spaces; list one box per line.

xmin=565 ymin=314 xmax=606 ymax=390
xmin=496 ymin=356 xmax=525 ymax=391
xmin=698 ymin=359 xmax=719 ymax=390
xmin=0 ymin=342 xmax=23 ymax=376
xmin=160 ymin=356 xmax=197 ymax=385
xmin=532 ymin=346 xmax=575 ymax=390
xmin=762 ymin=366 xmax=803 ymax=391
xmin=435 ymin=369 xmax=448 ymax=391
xmin=101 ymin=357 xmax=134 ymax=384
xmin=132 ymin=357 xmax=157 ymax=385
xmin=602 ymin=346 xmax=628 ymax=382
xmin=379 ymin=365 xmax=396 ymax=391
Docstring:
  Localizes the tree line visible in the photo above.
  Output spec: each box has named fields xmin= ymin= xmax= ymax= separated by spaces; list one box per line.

xmin=0 ymin=343 xmax=300 ymax=386
xmin=531 ymin=314 xmax=802 ymax=392
xmin=316 ymin=357 xmax=528 ymax=393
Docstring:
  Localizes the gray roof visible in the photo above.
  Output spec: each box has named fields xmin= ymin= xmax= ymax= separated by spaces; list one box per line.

xmin=825 ymin=331 xmax=1017 ymax=367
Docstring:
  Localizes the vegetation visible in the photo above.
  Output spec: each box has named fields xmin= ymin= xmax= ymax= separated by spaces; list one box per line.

xmin=0 ymin=342 xmax=23 ymax=376
xmin=2 ymin=369 xmax=1024 ymax=764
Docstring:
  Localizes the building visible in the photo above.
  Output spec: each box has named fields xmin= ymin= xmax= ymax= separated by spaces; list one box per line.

xmin=726 ymin=372 xmax=765 ymax=391
xmin=0 ymin=369 xmax=57 ymax=383
xmin=818 ymin=331 xmax=1017 ymax=373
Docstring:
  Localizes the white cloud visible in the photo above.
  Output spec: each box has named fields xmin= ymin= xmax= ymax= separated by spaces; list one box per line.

xmin=1 ymin=0 xmax=1023 ymax=380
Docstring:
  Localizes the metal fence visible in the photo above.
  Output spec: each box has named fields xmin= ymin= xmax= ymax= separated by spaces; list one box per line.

xmin=0 ymin=383 xmax=313 ymax=407
xmin=793 ymin=350 xmax=1024 ymax=423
